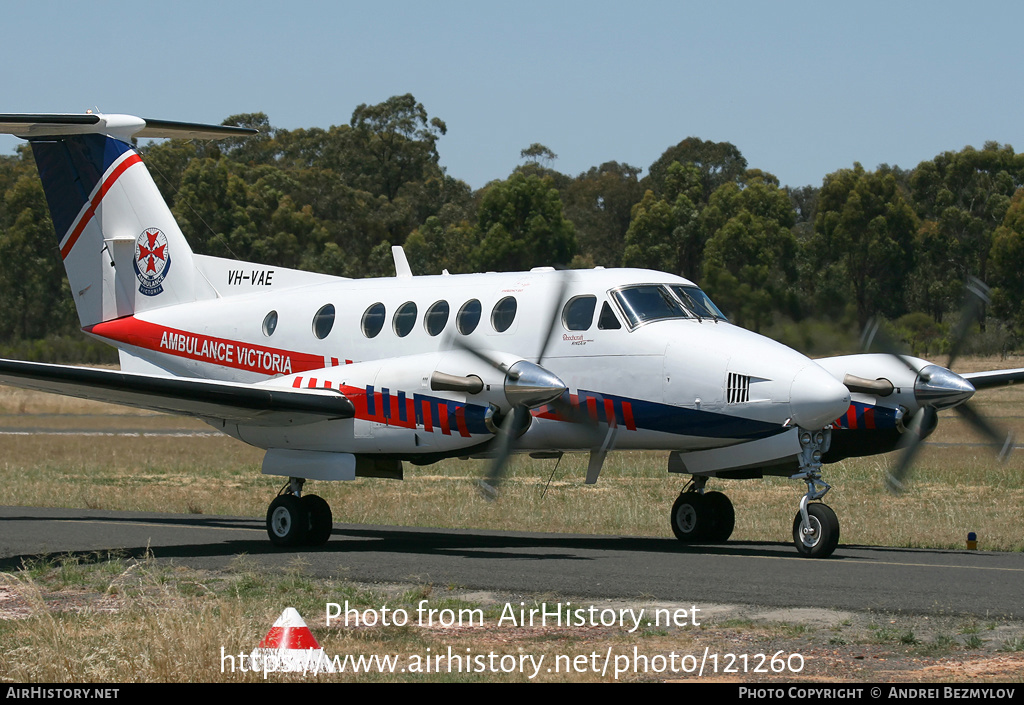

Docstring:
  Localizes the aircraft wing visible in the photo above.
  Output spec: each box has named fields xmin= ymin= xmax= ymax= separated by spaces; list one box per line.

xmin=962 ymin=368 xmax=1024 ymax=390
xmin=0 ymin=359 xmax=354 ymax=426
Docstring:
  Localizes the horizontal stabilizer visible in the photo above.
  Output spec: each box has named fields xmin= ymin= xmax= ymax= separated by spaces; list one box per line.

xmin=0 ymin=359 xmax=353 ymax=425
xmin=0 ymin=113 xmax=257 ymax=141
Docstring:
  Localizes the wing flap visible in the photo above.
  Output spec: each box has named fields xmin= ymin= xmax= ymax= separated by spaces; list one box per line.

xmin=0 ymin=359 xmax=353 ymax=425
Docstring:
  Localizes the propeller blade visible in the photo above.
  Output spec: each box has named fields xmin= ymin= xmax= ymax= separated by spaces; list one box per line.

xmin=480 ymin=405 xmax=530 ymax=500
xmin=450 ymin=336 xmax=515 ymax=377
xmin=535 ymin=272 xmax=571 ymax=365
xmin=861 ymin=317 xmax=919 ymax=376
xmin=886 ymin=407 xmax=937 ymax=494
xmin=946 ymin=276 xmax=990 ymax=370
xmin=954 ymin=401 xmax=1014 ymax=461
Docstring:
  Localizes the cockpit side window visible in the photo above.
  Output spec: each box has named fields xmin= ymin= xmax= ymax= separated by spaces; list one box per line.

xmin=611 ymin=285 xmax=690 ymax=329
xmin=597 ymin=301 xmax=621 ymax=330
xmin=670 ymin=285 xmax=728 ymax=321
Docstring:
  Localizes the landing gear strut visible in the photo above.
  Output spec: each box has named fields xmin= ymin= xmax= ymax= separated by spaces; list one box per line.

xmin=266 ymin=477 xmax=334 ymax=548
xmin=790 ymin=429 xmax=840 ymax=558
xmin=670 ymin=477 xmax=735 ymax=543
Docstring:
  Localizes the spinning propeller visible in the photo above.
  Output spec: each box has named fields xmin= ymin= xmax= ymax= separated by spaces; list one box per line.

xmin=446 ymin=273 xmax=599 ymax=498
xmin=859 ymin=278 xmax=1014 ymax=493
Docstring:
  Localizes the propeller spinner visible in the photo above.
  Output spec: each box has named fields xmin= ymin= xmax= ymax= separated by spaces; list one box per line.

xmin=858 ymin=277 xmax=1013 ymax=493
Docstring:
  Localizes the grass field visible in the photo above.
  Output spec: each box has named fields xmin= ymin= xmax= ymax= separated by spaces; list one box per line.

xmin=1 ymin=357 xmax=1023 ymax=682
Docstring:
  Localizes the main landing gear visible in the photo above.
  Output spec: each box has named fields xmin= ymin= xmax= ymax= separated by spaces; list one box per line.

xmin=670 ymin=477 xmax=735 ymax=543
xmin=266 ymin=477 xmax=334 ymax=547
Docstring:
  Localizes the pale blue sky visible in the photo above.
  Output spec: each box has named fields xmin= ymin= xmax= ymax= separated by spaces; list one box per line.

xmin=3 ymin=1 xmax=1022 ymax=189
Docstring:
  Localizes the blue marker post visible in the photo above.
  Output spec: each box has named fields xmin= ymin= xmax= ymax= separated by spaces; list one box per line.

xmin=967 ymin=531 xmax=978 ymax=550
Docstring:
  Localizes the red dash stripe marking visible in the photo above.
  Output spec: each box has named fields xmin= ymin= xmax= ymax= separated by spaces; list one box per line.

xmin=455 ymin=406 xmax=469 ymax=437
xmin=604 ymin=398 xmax=616 ymax=427
xmin=622 ymin=401 xmax=636 ymax=431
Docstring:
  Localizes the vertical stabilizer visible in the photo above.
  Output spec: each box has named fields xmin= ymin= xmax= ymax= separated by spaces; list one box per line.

xmin=0 ymin=112 xmax=257 ymax=329
xmin=29 ymin=132 xmax=197 ymax=326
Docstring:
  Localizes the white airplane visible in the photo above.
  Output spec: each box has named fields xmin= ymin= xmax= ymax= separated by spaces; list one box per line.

xmin=0 ymin=112 xmax=1017 ymax=559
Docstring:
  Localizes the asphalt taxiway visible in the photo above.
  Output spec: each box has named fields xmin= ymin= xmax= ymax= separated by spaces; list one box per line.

xmin=1 ymin=505 xmax=1021 ymax=618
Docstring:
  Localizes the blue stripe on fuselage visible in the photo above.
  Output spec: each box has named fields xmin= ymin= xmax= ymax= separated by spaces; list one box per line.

xmin=575 ymin=389 xmax=782 ymax=440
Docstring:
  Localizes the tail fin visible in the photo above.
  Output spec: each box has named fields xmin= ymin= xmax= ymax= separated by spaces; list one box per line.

xmin=0 ymin=113 xmax=255 ymax=327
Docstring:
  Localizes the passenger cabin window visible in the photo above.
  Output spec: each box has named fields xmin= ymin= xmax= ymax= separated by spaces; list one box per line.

xmin=671 ymin=285 xmax=728 ymax=321
xmin=312 ymin=304 xmax=335 ymax=339
xmin=598 ymin=301 xmax=621 ymax=330
xmin=424 ymin=300 xmax=450 ymax=336
xmin=457 ymin=299 xmax=482 ymax=335
xmin=262 ymin=310 xmax=278 ymax=337
xmin=491 ymin=296 xmax=517 ymax=333
xmin=611 ymin=285 xmax=690 ymax=328
xmin=361 ymin=302 xmax=386 ymax=338
xmin=562 ymin=295 xmax=597 ymax=331
xmin=393 ymin=301 xmax=417 ymax=337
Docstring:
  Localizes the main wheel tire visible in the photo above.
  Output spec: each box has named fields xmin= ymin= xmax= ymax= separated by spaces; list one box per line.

xmin=302 ymin=494 xmax=333 ymax=546
xmin=703 ymin=491 xmax=735 ymax=543
xmin=671 ymin=493 xmax=708 ymax=542
xmin=792 ymin=503 xmax=840 ymax=558
xmin=267 ymin=495 xmax=308 ymax=547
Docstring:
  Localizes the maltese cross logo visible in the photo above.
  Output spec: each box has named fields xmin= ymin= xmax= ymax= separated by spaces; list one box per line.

xmin=133 ymin=228 xmax=172 ymax=296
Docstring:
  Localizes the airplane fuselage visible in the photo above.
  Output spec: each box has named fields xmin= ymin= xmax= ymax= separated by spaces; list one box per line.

xmin=86 ymin=262 xmax=850 ymax=462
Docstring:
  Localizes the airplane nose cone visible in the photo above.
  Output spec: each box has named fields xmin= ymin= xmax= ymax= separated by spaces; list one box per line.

xmin=789 ymin=364 xmax=852 ymax=429
xmin=915 ymin=365 xmax=975 ymax=410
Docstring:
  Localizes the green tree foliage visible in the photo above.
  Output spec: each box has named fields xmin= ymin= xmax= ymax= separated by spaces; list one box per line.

xmin=622 ymin=162 xmax=703 ymax=275
xmin=908 ymin=143 xmax=1024 ymax=318
xmin=700 ymin=170 xmax=799 ymax=331
xmin=989 ymin=188 xmax=1024 ymax=331
xmin=520 ymin=143 xmax=558 ymax=168
xmin=808 ymin=164 xmax=918 ymax=328
xmin=0 ymin=175 xmax=76 ymax=339
xmin=404 ymin=216 xmax=478 ymax=275
xmin=563 ymin=162 xmax=643 ymax=267
xmin=645 ymin=137 xmax=747 ymax=202
xmin=350 ymin=94 xmax=447 ymax=204
xmin=473 ymin=172 xmax=576 ymax=271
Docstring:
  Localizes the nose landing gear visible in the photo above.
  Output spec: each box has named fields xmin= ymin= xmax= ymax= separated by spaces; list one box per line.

xmin=790 ymin=429 xmax=840 ymax=558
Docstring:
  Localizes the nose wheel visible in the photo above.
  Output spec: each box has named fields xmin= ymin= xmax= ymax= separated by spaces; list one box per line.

xmin=792 ymin=502 xmax=839 ymax=558
xmin=266 ymin=478 xmax=334 ymax=547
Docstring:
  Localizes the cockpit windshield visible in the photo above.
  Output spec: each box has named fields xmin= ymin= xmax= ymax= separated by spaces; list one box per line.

xmin=670 ymin=285 xmax=728 ymax=321
xmin=611 ymin=285 xmax=690 ymax=328
xmin=610 ymin=283 xmax=728 ymax=329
